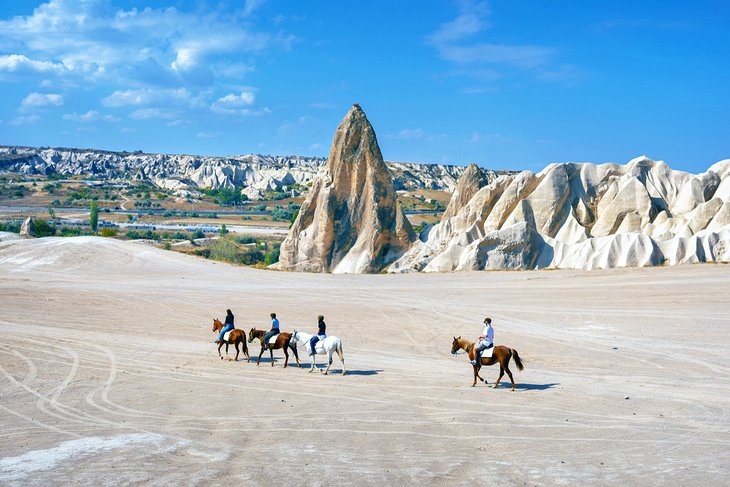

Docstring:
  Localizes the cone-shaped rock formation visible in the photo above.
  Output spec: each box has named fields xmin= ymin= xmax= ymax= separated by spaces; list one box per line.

xmin=276 ymin=104 xmax=415 ymax=273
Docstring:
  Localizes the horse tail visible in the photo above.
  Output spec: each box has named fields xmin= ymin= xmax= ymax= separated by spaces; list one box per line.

xmin=511 ymin=348 xmax=524 ymax=371
xmin=337 ymin=339 xmax=344 ymax=361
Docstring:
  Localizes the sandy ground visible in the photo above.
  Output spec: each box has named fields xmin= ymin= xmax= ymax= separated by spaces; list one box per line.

xmin=0 ymin=235 xmax=728 ymax=486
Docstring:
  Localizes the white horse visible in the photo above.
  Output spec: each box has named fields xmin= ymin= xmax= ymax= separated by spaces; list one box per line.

xmin=290 ymin=330 xmax=345 ymax=375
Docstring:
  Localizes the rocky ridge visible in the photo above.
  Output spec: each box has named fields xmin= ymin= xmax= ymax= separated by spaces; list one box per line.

xmin=0 ymin=145 xmax=472 ymax=198
xmin=390 ymin=156 xmax=730 ymax=272
xmin=276 ymin=104 xmax=415 ymax=273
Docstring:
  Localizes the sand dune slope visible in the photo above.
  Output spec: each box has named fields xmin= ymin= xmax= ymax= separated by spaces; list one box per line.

xmin=1 ymin=237 xmax=729 ymax=485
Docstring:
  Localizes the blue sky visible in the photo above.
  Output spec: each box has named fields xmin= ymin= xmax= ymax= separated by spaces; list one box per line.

xmin=1 ymin=0 xmax=728 ymax=173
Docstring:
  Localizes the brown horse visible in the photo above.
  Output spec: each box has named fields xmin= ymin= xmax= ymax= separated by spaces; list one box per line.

xmin=212 ymin=319 xmax=249 ymax=362
xmin=248 ymin=328 xmax=298 ymax=367
xmin=450 ymin=336 xmax=524 ymax=390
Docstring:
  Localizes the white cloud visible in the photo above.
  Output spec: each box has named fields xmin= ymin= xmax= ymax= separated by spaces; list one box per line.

xmin=196 ymin=131 xmax=220 ymax=139
xmin=0 ymin=0 xmax=279 ymax=87
xmin=396 ymin=128 xmax=425 ymax=140
xmin=63 ymin=110 xmax=119 ymax=122
xmin=20 ymin=92 xmax=64 ymax=110
xmin=102 ymin=88 xmax=196 ymax=107
xmin=211 ymin=91 xmax=262 ymax=115
xmin=129 ymin=108 xmax=177 ymax=120
xmin=11 ymin=115 xmax=41 ymax=125
xmin=0 ymin=54 xmax=66 ymax=74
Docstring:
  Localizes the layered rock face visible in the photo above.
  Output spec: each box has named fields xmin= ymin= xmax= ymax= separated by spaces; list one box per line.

xmin=391 ymin=156 xmax=730 ymax=272
xmin=277 ymin=104 xmax=415 ymax=273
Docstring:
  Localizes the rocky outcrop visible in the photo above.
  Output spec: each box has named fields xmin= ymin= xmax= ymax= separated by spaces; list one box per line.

xmin=391 ymin=156 xmax=730 ymax=272
xmin=276 ymin=104 xmax=415 ymax=273
xmin=0 ymin=145 xmax=472 ymax=194
xmin=20 ymin=218 xmax=36 ymax=238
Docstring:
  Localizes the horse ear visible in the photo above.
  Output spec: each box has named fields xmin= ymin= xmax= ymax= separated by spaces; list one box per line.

xmin=457 ymin=336 xmax=461 ymax=339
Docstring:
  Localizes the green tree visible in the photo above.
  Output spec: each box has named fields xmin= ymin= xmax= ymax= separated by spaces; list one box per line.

xmin=89 ymin=200 xmax=99 ymax=234
xmin=47 ymin=206 xmax=55 ymax=219
xmin=220 ymin=224 xmax=228 ymax=236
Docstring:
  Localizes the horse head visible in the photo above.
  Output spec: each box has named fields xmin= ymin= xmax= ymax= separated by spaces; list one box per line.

xmin=212 ymin=319 xmax=222 ymax=332
xmin=291 ymin=330 xmax=298 ymax=342
xmin=451 ymin=336 xmax=462 ymax=355
xmin=247 ymin=328 xmax=257 ymax=343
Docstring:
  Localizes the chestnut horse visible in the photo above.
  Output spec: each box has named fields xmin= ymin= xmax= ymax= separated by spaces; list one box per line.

xmin=450 ymin=336 xmax=524 ymax=390
xmin=247 ymin=328 xmax=297 ymax=367
xmin=212 ymin=319 xmax=249 ymax=362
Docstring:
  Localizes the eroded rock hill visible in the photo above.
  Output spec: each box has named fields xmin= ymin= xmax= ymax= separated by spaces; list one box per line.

xmin=276 ymin=104 xmax=415 ymax=273
xmin=390 ymin=156 xmax=730 ymax=272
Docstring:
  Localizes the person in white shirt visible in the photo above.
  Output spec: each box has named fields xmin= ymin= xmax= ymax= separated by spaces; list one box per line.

xmin=471 ymin=317 xmax=494 ymax=366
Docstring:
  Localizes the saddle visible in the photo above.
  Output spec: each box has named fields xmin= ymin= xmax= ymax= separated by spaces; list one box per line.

xmin=268 ymin=335 xmax=278 ymax=345
xmin=477 ymin=345 xmax=494 ymax=359
xmin=308 ymin=342 xmax=326 ymax=354
xmin=222 ymin=331 xmax=233 ymax=342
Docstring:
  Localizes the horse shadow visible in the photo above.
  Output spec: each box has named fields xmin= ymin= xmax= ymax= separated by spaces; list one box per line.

xmin=291 ymin=363 xmax=383 ymax=376
xmin=500 ymin=382 xmax=559 ymax=391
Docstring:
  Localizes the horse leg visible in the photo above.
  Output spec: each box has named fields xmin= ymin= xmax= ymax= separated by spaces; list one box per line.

xmin=217 ymin=342 xmax=224 ymax=360
xmin=256 ymin=342 xmax=264 ymax=366
xmin=269 ymin=346 xmax=275 ymax=367
xmin=323 ymin=351 xmax=333 ymax=375
xmin=471 ymin=364 xmax=479 ymax=387
xmin=338 ymin=344 xmax=345 ymax=376
xmin=504 ymin=364 xmax=516 ymax=391
xmin=291 ymin=344 xmax=301 ymax=367
xmin=493 ymin=365 xmax=505 ymax=389
xmin=283 ymin=346 xmax=289 ymax=368
xmin=234 ymin=341 xmax=240 ymax=362
xmin=309 ymin=351 xmax=316 ymax=373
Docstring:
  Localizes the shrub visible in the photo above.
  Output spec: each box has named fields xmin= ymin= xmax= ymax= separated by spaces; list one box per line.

xmin=100 ymin=228 xmax=117 ymax=237
xmin=32 ymin=219 xmax=56 ymax=237
xmin=0 ymin=221 xmax=21 ymax=233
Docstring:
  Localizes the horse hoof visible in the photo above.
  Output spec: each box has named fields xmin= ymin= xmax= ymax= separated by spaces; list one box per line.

xmin=492 ymin=385 xmax=498 ymax=389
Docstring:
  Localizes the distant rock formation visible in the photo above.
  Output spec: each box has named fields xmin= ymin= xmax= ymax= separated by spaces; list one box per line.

xmin=20 ymin=218 xmax=36 ymax=238
xmin=276 ymin=104 xmax=415 ymax=273
xmin=0 ymin=145 xmax=472 ymax=196
xmin=391 ymin=156 xmax=730 ymax=272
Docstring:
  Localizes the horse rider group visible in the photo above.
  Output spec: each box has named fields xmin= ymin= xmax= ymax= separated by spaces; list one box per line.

xmin=216 ymin=309 xmax=327 ymax=356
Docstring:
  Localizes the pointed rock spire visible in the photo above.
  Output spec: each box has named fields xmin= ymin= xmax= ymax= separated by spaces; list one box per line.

xmin=442 ymin=163 xmax=493 ymax=220
xmin=277 ymin=104 xmax=415 ymax=273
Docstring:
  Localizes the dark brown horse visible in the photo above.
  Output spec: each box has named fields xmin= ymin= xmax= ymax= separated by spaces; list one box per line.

xmin=248 ymin=328 xmax=298 ymax=367
xmin=212 ymin=319 xmax=249 ymax=362
xmin=451 ymin=336 xmax=524 ymax=390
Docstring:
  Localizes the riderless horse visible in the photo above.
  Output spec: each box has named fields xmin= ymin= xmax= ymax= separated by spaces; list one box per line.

xmin=247 ymin=328 xmax=296 ymax=367
xmin=450 ymin=336 xmax=524 ymax=390
xmin=290 ymin=330 xmax=346 ymax=375
xmin=211 ymin=318 xmax=249 ymax=362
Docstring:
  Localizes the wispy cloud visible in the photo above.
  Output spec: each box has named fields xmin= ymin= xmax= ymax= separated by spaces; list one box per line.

xmin=20 ymin=92 xmax=63 ymax=110
xmin=11 ymin=115 xmax=41 ymax=125
xmin=129 ymin=108 xmax=178 ymax=120
xmin=63 ymin=110 xmax=119 ymax=122
xmin=428 ymin=0 xmax=567 ymax=83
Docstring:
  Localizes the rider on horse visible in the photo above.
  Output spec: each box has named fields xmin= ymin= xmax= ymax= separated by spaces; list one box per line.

xmin=471 ymin=317 xmax=494 ymax=365
xmin=309 ymin=315 xmax=326 ymax=356
xmin=262 ymin=312 xmax=280 ymax=351
xmin=216 ymin=309 xmax=235 ymax=343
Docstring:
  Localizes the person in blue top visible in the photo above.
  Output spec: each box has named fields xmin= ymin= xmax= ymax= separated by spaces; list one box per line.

xmin=216 ymin=309 xmax=235 ymax=344
xmin=262 ymin=312 xmax=280 ymax=351
xmin=309 ymin=315 xmax=326 ymax=356
xmin=471 ymin=317 xmax=494 ymax=365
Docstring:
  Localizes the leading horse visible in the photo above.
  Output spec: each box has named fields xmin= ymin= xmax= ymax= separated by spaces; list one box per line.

xmin=290 ymin=330 xmax=346 ymax=375
xmin=451 ymin=336 xmax=524 ymax=390
xmin=247 ymin=328 xmax=297 ymax=367
xmin=212 ymin=319 xmax=249 ymax=362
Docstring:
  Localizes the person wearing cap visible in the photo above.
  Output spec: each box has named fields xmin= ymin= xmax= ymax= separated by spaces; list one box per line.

xmin=471 ymin=317 xmax=494 ymax=366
